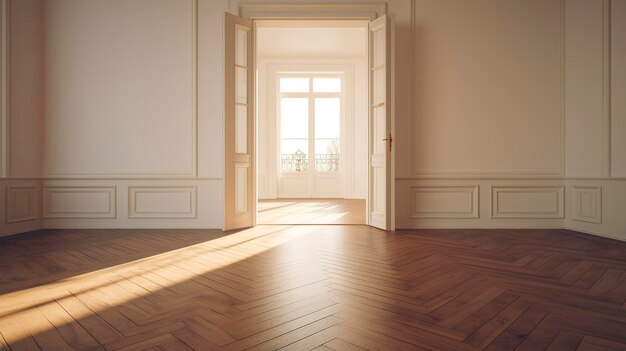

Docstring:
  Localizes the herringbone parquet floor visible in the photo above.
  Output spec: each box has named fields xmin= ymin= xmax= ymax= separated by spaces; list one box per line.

xmin=257 ymin=199 xmax=366 ymax=225
xmin=1 ymin=226 xmax=626 ymax=350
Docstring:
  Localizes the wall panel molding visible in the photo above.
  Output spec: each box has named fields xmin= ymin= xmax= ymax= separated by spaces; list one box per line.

xmin=571 ymin=185 xmax=602 ymax=224
xmin=491 ymin=186 xmax=564 ymax=219
xmin=0 ymin=0 xmax=9 ymax=177
xmin=603 ymin=0 xmax=612 ymax=177
xmin=128 ymin=186 xmax=197 ymax=219
xmin=410 ymin=0 xmax=565 ymax=177
xmin=43 ymin=0 xmax=198 ymax=179
xmin=6 ymin=185 xmax=37 ymax=223
xmin=409 ymin=186 xmax=478 ymax=219
xmin=43 ymin=186 xmax=116 ymax=219
xmin=238 ymin=3 xmax=385 ymax=20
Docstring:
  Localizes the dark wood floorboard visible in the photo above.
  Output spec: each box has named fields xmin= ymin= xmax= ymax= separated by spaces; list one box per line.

xmin=0 ymin=226 xmax=625 ymax=350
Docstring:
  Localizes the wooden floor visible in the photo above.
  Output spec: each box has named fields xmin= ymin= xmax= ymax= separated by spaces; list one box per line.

xmin=1 ymin=227 xmax=626 ymax=350
xmin=257 ymin=199 xmax=366 ymax=224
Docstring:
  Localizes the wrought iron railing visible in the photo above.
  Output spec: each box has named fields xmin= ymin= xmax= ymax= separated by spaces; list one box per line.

xmin=281 ymin=150 xmax=308 ymax=172
xmin=315 ymin=154 xmax=340 ymax=172
xmin=280 ymin=151 xmax=340 ymax=172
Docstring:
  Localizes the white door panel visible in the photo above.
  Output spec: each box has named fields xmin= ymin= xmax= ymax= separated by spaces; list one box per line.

xmin=224 ymin=13 xmax=255 ymax=230
xmin=368 ymin=15 xmax=392 ymax=230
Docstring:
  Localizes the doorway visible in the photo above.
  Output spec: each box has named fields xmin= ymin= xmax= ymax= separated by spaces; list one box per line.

xmin=223 ymin=8 xmax=393 ymax=231
xmin=255 ymin=21 xmax=368 ymax=224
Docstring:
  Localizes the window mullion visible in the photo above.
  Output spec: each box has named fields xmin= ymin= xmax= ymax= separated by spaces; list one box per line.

xmin=309 ymin=81 xmax=315 ymax=176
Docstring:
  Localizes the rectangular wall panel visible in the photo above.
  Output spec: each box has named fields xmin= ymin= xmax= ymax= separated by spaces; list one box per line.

xmin=410 ymin=186 xmax=478 ymax=219
xmin=44 ymin=186 xmax=116 ymax=219
xmin=492 ymin=186 xmax=564 ymax=219
xmin=313 ymin=176 xmax=342 ymax=197
xmin=129 ymin=186 xmax=196 ymax=219
xmin=6 ymin=186 xmax=38 ymax=223
xmin=278 ymin=175 xmax=307 ymax=198
xmin=571 ymin=186 xmax=602 ymax=224
xmin=43 ymin=0 xmax=196 ymax=176
xmin=411 ymin=0 xmax=563 ymax=176
xmin=564 ymin=0 xmax=605 ymax=177
xmin=612 ymin=0 xmax=626 ymax=176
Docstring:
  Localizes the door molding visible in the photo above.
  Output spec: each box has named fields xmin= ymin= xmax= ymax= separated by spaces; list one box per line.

xmin=238 ymin=3 xmax=386 ymax=21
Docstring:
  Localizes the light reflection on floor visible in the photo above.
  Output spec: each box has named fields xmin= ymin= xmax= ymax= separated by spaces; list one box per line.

xmin=257 ymin=199 xmax=366 ymax=225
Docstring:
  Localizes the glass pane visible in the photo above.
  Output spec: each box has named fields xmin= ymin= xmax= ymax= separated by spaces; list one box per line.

xmin=315 ymin=139 xmax=340 ymax=172
xmin=315 ymin=98 xmax=340 ymax=139
xmin=280 ymin=98 xmax=308 ymax=138
xmin=235 ymin=105 xmax=247 ymax=154
xmin=236 ymin=66 xmax=247 ymax=104
xmin=236 ymin=28 xmax=247 ymax=66
xmin=313 ymin=78 xmax=341 ymax=92
xmin=280 ymin=77 xmax=309 ymax=93
xmin=281 ymin=139 xmax=308 ymax=154
xmin=280 ymin=139 xmax=308 ymax=172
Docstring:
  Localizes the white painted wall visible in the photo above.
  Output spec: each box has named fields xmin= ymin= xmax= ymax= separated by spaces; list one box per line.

xmin=256 ymin=24 xmax=368 ymax=200
xmin=561 ymin=0 xmax=626 ymax=241
xmin=0 ymin=0 xmax=43 ymax=237
xmin=38 ymin=0 xmax=228 ymax=230
xmin=398 ymin=0 xmax=626 ymax=240
xmin=612 ymin=0 xmax=626 ymax=177
xmin=44 ymin=0 xmax=194 ymax=176
xmin=398 ymin=0 xmax=567 ymax=230
xmin=565 ymin=0 xmax=606 ymax=177
xmin=9 ymin=0 xmax=42 ymax=178
xmin=411 ymin=0 xmax=564 ymax=176
xmin=1 ymin=0 xmax=624 ymax=240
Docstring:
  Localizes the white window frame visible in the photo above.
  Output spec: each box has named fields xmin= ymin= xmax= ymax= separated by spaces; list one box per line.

xmin=277 ymin=72 xmax=345 ymax=197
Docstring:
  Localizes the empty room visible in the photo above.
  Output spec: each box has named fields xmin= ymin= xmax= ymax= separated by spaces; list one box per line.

xmin=1 ymin=0 xmax=626 ymax=350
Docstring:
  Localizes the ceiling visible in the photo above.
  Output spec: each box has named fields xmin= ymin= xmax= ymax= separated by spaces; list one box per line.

xmin=256 ymin=20 xmax=368 ymax=56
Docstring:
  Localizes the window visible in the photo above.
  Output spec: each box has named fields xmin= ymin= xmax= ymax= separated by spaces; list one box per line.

xmin=279 ymin=75 xmax=342 ymax=173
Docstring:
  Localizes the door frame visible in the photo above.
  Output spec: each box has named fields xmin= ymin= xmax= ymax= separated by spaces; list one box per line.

xmin=228 ymin=2 xmax=395 ymax=230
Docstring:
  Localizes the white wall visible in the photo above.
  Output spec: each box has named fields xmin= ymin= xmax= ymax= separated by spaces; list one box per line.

xmin=562 ymin=0 xmax=626 ymax=241
xmin=0 ymin=0 xmax=43 ymax=237
xmin=410 ymin=0 xmax=564 ymax=177
xmin=44 ymin=0 xmax=194 ymax=176
xmin=612 ymin=0 xmax=626 ymax=177
xmin=37 ymin=0 xmax=227 ymax=230
xmin=256 ymin=24 xmax=368 ymax=200
xmin=398 ymin=0 xmax=567 ymax=230
xmin=565 ymin=0 xmax=606 ymax=177
xmin=397 ymin=0 xmax=626 ymax=240
xmin=1 ymin=0 xmax=624 ymax=240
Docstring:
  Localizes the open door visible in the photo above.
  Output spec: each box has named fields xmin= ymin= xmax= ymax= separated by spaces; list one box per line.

xmin=368 ymin=15 xmax=392 ymax=230
xmin=224 ymin=13 xmax=255 ymax=231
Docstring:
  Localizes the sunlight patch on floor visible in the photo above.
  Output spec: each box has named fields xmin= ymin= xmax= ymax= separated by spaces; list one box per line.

xmin=0 ymin=225 xmax=319 ymax=341
xmin=257 ymin=199 xmax=366 ymax=225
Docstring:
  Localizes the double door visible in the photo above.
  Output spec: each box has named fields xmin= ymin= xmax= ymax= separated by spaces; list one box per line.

xmin=224 ymin=13 xmax=392 ymax=231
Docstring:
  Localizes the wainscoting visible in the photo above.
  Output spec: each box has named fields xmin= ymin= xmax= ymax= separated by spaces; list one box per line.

xmin=398 ymin=178 xmax=626 ymax=242
xmin=491 ymin=186 xmax=564 ymax=219
xmin=43 ymin=186 xmax=116 ymax=219
xmin=564 ymin=179 xmax=626 ymax=242
xmin=40 ymin=179 xmax=221 ymax=230
xmin=408 ymin=186 xmax=478 ymax=219
xmin=397 ymin=179 xmax=565 ymax=229
xmin=0 ymin=179 xmax=42 ymax=237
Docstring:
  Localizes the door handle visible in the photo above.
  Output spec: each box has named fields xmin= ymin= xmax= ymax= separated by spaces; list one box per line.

xmin=382 ymin=133 xmax=392 ymax=152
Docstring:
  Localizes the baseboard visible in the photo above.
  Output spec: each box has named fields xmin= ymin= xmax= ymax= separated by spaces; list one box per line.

xmin=563 ymin=226 xmax=626 ymax=242
xmin=0 ymin=219 xmax=42 ymax=238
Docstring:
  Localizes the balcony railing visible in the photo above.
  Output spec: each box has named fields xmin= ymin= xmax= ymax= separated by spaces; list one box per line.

xmin=315 ymin=154 xmax=340 ymax=172
xmin=280 ymin=151 xmax=340 ymax=173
